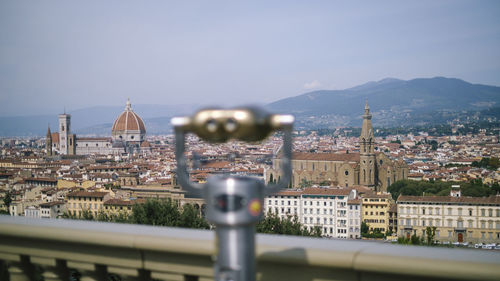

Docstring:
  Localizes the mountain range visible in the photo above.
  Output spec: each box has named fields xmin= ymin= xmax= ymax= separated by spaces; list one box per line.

xmin=1 ymin=77 xmax=499 ymax=136
xmin=267 ymin=77 xmax=500 ymax=128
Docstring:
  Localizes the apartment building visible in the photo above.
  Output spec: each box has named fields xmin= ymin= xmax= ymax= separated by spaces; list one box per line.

xmin=264 ymin=187 xmax=358 ymax=238
xmin=397 ymin=194 xmax=500 ymax=244
xmin=361 ymin=193 xmax=391 ymax=234
xmin=348 ymin=198 xmax=362 ymax=239
xmin=40 ymin=201 xmax=66 ymax=218
xmin=66 ymin=191 xmax=110 ymax=217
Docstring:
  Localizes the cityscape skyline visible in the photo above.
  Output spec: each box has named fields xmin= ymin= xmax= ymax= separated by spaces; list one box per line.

xmin=1 ymin=1 xmax=500 ymax=116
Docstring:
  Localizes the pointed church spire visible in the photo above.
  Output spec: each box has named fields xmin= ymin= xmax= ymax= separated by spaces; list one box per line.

xmin=360 ymin=100 xmax=374 ymax=151
xmin=363 ymin=99 xmax=371 ymax=118
xmin=46 ymin=124 xmax=53 ymax=156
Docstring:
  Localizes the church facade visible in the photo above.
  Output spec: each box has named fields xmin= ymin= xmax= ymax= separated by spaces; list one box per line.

xmin=46 ymin=100 xmax=151 ymax=156
xmin=269 ymin=101 xmax=408 ymax=192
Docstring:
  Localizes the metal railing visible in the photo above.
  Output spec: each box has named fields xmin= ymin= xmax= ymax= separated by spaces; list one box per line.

xmin=1 ymin=215 xmax=500 ymax=281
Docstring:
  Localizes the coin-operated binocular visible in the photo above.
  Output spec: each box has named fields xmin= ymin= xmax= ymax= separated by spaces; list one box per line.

xmin=172 ymin=107 xmax=293 ymax=281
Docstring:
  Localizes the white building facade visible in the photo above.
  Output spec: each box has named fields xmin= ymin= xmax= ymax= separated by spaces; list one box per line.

xmin=264 ymin=188 xmax=360 ymax=238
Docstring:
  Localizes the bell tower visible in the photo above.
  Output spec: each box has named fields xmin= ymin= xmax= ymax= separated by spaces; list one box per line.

xmin=46 ymin=125 xmax=52 ymax=156
xmin=360 ymin=100 xmax=376 ymax=187
xmin=58 ymin=113 xmax=71 ymax=155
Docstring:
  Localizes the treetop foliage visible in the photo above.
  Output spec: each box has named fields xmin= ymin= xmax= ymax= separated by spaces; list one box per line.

xmin=256 ymin=213 xmax=321 ymax=237
xmin=388 ymin=179 xmax=500 ymax=201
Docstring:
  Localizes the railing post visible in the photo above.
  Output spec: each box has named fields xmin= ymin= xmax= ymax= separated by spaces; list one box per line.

xmin=6 ymin=255 xmax=33 ymax=281
xmin=30 ymin=257 xmax=66 ymax=281
xmin=67 ymin=261 xmax=107 ymax=281
xmin=8 ymin=262 xmax=30 ymax=281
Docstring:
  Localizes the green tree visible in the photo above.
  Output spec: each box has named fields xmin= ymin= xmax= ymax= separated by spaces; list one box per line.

xmin=425 ymin=226 xmax=437 ymax=245
xmin=410 ymin=234 xmax=421 ymax=245
xmin=3 ymin=191 xmax=12 ymax=211
xmin=361 ymin=221 xmax=369 ymax=237
xmin=257 ymin=213 xmax=320 ymax=237
xmin=178 ymin=204 xmax=210 ymax=229
xmin=81 ymin=209 xmax=94 ymax=220
xmin=130 ymin=198 xmax=181 ymax=226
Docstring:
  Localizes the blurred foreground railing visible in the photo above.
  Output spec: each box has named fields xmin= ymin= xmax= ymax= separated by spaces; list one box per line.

xmin=1 ymin=215 xmax=500 ymax=281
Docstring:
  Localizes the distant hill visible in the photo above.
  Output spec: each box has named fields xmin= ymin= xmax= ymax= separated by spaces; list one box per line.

xmin=266 ymin=77 xmax=500 ymax=128
xmin=2 ymin=77 xmax=499 ymax=136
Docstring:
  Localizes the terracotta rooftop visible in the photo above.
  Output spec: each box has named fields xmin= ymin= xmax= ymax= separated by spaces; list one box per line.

xmin=293 ymin=152 xmax=360 ymax=162
xmin=104 ymin=199 xmax=135 ymax=206
xmin=302 ymin=187 xmax=351 ymax=196
xmin=67 ymin=191 xmax=109 ymax=198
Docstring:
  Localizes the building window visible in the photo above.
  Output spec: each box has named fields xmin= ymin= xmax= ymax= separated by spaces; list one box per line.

xmin=469 ymin=209 xmax=473 ymax=216
xmin=448 ymin=231 xmax=452 ymax=238
xmin=458 ymin=208 xmax=462 ymax=216
xmin=481 ymin=221 xmax=486 ymax=228
xmin=422 ymin=208 xmax=425 ymax=215
xmin=436 ymin=208 xmax=440 ymax=215
xmin=489 ymin=209 xmax=493 ymax=217
xmin=481 ymin=209 xmax=485 ymax=216
xmin=448 ymin=208 xmax=452 ymax=215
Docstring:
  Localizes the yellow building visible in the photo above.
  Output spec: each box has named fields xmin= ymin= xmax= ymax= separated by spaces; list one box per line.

xmin=103 ymin=199 xmax=136 ymax=216
xmin=361 ymin=193 xmax=391 ymax=234
xmin=66 ymin=191 xmax=110 ymax=217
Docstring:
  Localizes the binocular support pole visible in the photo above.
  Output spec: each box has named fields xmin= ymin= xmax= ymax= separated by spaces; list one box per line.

xmin=173 ymin=107 xmax=293 ymax=281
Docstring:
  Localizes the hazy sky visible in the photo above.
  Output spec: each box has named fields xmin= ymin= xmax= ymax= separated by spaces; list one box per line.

xmin=1 ymin=1 xmax=499 ymax=116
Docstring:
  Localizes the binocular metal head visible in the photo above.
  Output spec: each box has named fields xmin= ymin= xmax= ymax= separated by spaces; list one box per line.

xmin=172 ymin=106 xmax=293 ymax=196
xmin=171 ymin=107 xmax=293 ymax=143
